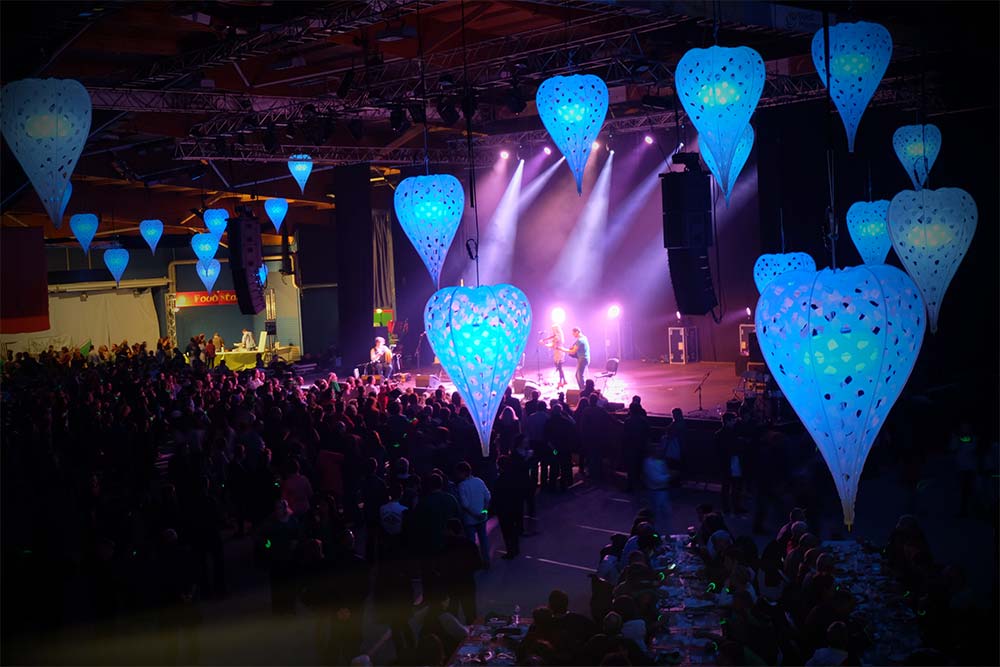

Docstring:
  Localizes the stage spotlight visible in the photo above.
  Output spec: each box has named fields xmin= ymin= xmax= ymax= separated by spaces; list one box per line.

xmin=592 ymin=141 xmax=600 ymax=150
xmin=644 ymin=135 xmax=654 ymax=145
xmin=500 ymin=150 xmax=510 ymax=160
xmin=675 ymin=310 xmax=682 ymax=321
xmin=543 ymin=146 xmax=552 ymax=156
xmin=745 ymin=306 xmax=752 ymax=318
xmin=607 ymin=304 xmax=621 ymax=319
xmin=550 ymin=306 xmax=567 ymax=324
xmin=390 ymin=107 xmax=409 ymax=133
xmin=436 ymin=98 xmax=460 ymax=126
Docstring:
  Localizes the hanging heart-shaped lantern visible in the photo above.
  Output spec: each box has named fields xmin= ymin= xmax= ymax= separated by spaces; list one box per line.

xmin=288 ymin=154 xmax=313 ymax=193
xmin=812 ymin=21 xmax=892 ymax=152
xmin=103 ymin=246 xmax=130 ymax=287
xmin=394 ymin=174 xmax=465 ymax=288
xmin=424 ymin=284 xmax=532 ymax=456
xmin=140 ymin=219 xmax=164 ymax=255
xmin=755 ymin=264 xmax=925 ymax=527
xmin=676 ymin=46 xmax=765 ymax=199
xmin=699 ymin=123 xmax=755 ymax=205
xmin=197 ymin=259 xmax=222 ymax=294
xmin=846 ymin=200 xmax=891 ymax=265
xmin=536 ymin=74 xmax=609 ymax=194
xmin=1 ymin=78 xmax=92 ymax=228
xmin=265 ymin=198 xmax=288 ymax=233
xmin=258 ymin=263 xmax=268 ymax=286
xmin=892 ymin=124 xmax=941 ymax=190
xmin=888 ymin=188 xmax=977 ymax=334
xmin=191 ymin=233 xmax=219 ymax=263
xmin=753 ymin=252 xmax=816 ymax=294
xmin=203 ymin=208 xmax=229 ymax=238
xmin=70 ymin=213 xmax=99 ymax=255
xmin=57 ymin=182 xmax=73 ymax=227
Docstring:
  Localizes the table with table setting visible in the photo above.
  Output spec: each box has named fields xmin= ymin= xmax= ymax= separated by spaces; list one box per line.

xmin=448 ymin=613 xmax=530 ymax=666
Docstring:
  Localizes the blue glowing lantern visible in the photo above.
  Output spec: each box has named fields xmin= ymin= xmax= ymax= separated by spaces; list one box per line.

xmin=424 ymin=284 xmax=532 ymax=456
xmin=191 ymin=233 xmax=219 ymax=263
xmin=812 ymin=21 xmax=892 ymax=153
xmin=888 ymin=188 xmax=976 ymax=334
xmin=203 ymin=208 xmax=229 ymax=238
xmin=846 ymin=200 xmax=891 ymax=265
xmin=265 ymin=198 xmax=288 ymax=233
xmin=536 ymin=74 xmax=609 ymax=194
xmin=258 ymin=263 xmax=268 ymax=286
xmin=1 ymin=78 xmax=92 ymax=228
xmin=676 ymin=46 xmax=765 ymax=200
xmin=196 ymin=259 xmax=222 ymax=294
xmin=892 ymin=124 xmax=941 ymax=190
xmin=139 ymin=219 xmax=164 ymax=255
xmin=756 ymin=264 xmax=925 ymax=526
xmin=753 ymin=252 xmax=816 ymax=294
xmin=70 ymin=213 xmax=99 ymax=255
xmin=394 ymin=174 xmax=465 ymax=288
xmin=58 ymin=182 xmax=73 ymax=226
xmin=288 ymin=154 xmax=313 ymax=194
xmin=103 ymin=246 xmax=130 ymax=287
xmin=700 ymin=123 xmax=755 ymax=205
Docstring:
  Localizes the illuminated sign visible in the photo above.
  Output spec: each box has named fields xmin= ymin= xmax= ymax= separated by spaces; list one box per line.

xmin=175 ymin=291 xmax=238 ymax=308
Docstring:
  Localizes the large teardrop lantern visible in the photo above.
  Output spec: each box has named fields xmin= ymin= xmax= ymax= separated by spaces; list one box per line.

xmin=394 ymin=174 xmax=465 ymax=288
xmin=140 ymin=219 xmax=164 ymax=255
xmin=846 ymin=200 xmax=891 ymax=265
xmin=70 ymin=213 xmax=99 ymax=255
xmin=265 ymin=198 xmax=288 ymax=233
xmin=203 ymin=208 xmax=229 ymax=238
xmin=103 ymin=246 xmax=130 ymax=287
xmin=191 ymin=233 xmax=219 ymax=263
xmin=197 ymin=259 xmax=222 ymax=294
xmin=536 ymin=74 xmax=609 ymax=194
xmin=288 ymin=154 xmax=313 ymax=193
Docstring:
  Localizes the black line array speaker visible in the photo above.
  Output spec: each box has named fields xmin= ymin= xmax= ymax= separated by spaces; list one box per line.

xmin=227 ymin=215 xmax=266 ymax=315
xmin=667 ymin=247 xmax=718 ymax=315
xmin=661 ymin=171 xmax=713 ymax=249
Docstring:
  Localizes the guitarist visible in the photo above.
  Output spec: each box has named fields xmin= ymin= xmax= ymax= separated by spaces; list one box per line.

xmin=567 ymin=327 xmax=591 ymax=390
xmin=539 ymin=324 xmax=568 ymax=389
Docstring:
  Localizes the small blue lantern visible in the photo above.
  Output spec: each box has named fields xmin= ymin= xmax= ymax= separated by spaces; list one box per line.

xmin=203 ymin=208 xmax=229 ymax=238
xmin=191 ymin=233 xmax=218 ymax=262
xmin=196 ymin=259 xmax=221 ymax=294
xmin=846 ymin=200 xmax=891 ymax=265
xmin=140 ymin=219 xmax=164 ymax=255
xmin=756 ymin=264 xmax=925 ymax=526
xmin=70 ymin=213 xmax=99 ymax=255
xmin=103 ymin=246 xmax=130 ymax=287
xmin=676 ymin=46 xmax=765 ymax=200
xmin=394 ymin=174 xmax=465 ymax=288
xmin=888 ymin=188 xmax=977 ymax=334
xmin=288 ymin=154 xmax=313 ymax=193
xmin=812 ymin=21 xmax=892 ymax=152
xmin=258 ymin=263 xmax=268 ymax=286
xmin=424 ymin=284 xmax=532 ymax=456
xmin=1 ymin=78 xmax=92 ymax=228
xmin=753 ymin=252 xmax=816 ymax=294
xmin=264 ymin=198 xmax=288 ymax=233
xmin=892 ymin=124 xmax=941 ymax=190
xmin=536 ymin=74 xmax=609 ymax=194
xmin=700 ymin=123 xmax=755 ymax=205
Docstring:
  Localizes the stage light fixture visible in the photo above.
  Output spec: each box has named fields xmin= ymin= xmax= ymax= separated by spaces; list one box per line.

xmin=70 ymin=213 xmax=99 ymax=255
xmin=550 ymin=307 xmax=567 ymax=325
xmin=408 ymin=103 xmax=427 ymax=125
xmin=745 ymin=306 xmax=752 ymax=318
xmin=644 ymin=135 xmax=654 ymax=145
xmin=503 ymin=84 xmax=527 ymax=114
xmin=1 ymin=78 xmax=92 ymax=228
xmin=337 ymin=69 xmax=355 ymax=99
xmin=394 ymin=174 xmax=465 ymax=289
xmin=500 ymin=150 xmax=510 ymax=160
xmin=287 ymin=154 xmax=313 ymax=193
xmin=536 ymin=73 xmax=609 ymax=194
xmin=543 ymin=146 xmax=552 ymax=156
xmin=607 ymin=304 xmax=621 ymax=319
xmin=436 ymin=98 xmax=460 ymax=126
xmin=140 ymin=219 xmax=163 ymax=255
xmin=592 ymin=141 xmax=600 ymax=151
xmin=675 ymin=311 xmax=682 ymax=322
xmin=892 ymin=124 xmax=941 ymax=189
xmin=389 ymin=107 xmax=406 ymax=133
xmin=103 ymin=245 xmax=129 ymax=287
xmin=347 ymin=118 xmax=364 ymax=140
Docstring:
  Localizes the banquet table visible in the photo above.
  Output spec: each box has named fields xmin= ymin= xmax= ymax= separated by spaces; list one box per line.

xmin=448 ymin=614 xmax=530 ymax=666
xmin=213 ymin=345 xmax=300 ymax=371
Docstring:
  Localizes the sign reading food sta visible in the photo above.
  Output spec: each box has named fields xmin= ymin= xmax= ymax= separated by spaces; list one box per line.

xmin=175 ymin=291 xmax=238 ymax=308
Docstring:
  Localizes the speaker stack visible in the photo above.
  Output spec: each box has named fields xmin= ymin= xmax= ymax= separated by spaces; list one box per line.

xmin=227 ymin=215 xmax=266 ymax=315
xmin=661 ymin=171 xmax=718 ymax=315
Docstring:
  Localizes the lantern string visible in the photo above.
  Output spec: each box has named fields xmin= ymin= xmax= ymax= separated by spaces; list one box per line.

xmin=416 ymin=2 xmax=430 ymax=175
xmin=867 ymin=161 xmax=873 ymax=202
xmin=712 ymin=0 xmax=720 ymax=45
xmin=822 ymin=11 xmax=837 ymax=270
xmin=460 ymin=0 xmax=480 ymax=286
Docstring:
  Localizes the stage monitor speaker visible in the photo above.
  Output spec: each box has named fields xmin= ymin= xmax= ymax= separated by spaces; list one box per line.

xmin=667 ymin=248 xmax=718 ymax=315
xmin=512 ymin=378 xmax=527 ymax=394
xmin=523 ymin=382 xmax=539 ymax=397
xmin=227 ymin=215 xmax=265 ymax=315
xmin=661 ymin=171 xmax=713 ymax=249
xmin=565 ymin=388 xmax=580 ymax=406
xmin=414 ymin=374 xmax=432 ymax=389
xmin=747 ymin=331 xmax=764 ymax=363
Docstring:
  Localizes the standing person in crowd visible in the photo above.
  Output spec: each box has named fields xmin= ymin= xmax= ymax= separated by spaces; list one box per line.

xmin=642 ymin=441 xmax=671 ymax=532
xmin=204 ymin=337 xmax=216 ymax=368
xmin=455 ymin=461 xmax=491 ymax=567
xmin=623 ymin=399 xmax=650 ymax=493
xmin=715 ymin=412 xmax=747 ymax=515
xmin=492 ymin=455 xmax=525 ymax=559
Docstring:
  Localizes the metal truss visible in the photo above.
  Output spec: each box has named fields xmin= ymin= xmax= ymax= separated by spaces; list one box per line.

xmin=173 ymin=140 xmax=493 ymax=168
xmin=88 ymin=87 xmax=316 ymax=115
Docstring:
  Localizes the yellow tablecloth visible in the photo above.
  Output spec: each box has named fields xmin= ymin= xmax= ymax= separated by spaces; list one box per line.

xmin=214 ymin=345 xmax=301 ymax=371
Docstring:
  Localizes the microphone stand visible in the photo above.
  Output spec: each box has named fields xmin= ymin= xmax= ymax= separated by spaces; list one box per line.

xmin=536 ymin=331 xmax=544 ymax=385
xmin=694 ymin=370 xmax=711 ymax=412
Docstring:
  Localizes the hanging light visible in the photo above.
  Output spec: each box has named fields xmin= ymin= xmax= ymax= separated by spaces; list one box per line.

xmin=699 ymin=123 xmax=755 ymax=205
xmin=103 ymin=246 xmax=130 ymax=287
xmin=675 ymin=46 xmax=765 ymax=203
xmin=888 ymin=187 xmax=977 ymax=334
xmin=535 ymin=74 xmax=609 ymax=194
xmin=70 ymin=213 xmax=99 ymax=255
xmin=196 ymin=259 xmax=222 ymax=294
xmin=846 ymin=200 xmax=891 ymax=265
xmin=191 ymin=233 xmax=219 ymax=262
xmin=424 ymin=284 xmax=532 ymax=456
xmin=258 ymin=262 xmax=268 ymax=286
xmin=394 ymin=174 xmax=465 ymax=288
xmin=812 ymin=21 xmax=892 ymax=152
xmin=264 ymin=198 xmax=288 ymax=233
xmin=288 ymin=154 xmax=313 ymax=193
xmin=1 ymin=78 xmax=92 ymax=228
xmin=752 ymin=252 xmax=816 ymax=294
xmin=203 ymin=208 xmax=229 ymax=238
xmin=140 ymin=219 xmax=164 ymax=255
xmin=755 ymin=264 xmax=925 ymax=527
xmin=892 ymin=124 xmax=941 ymax=190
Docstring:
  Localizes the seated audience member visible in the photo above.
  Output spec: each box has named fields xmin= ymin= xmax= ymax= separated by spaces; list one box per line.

xmin=418 ymin=592 xmax=468 ymax=657
xmin=806 ymin=621 xmax=858 ymax=666
xmin=547 ymin=589 xmax=598 ymax=663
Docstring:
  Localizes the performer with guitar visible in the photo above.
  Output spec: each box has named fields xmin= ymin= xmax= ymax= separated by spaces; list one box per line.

xmin=369 ymin=336 xmax=392 ymax=377
xmin=539 ymin=324 xmax=568 ymax=388
xmin=549 ymin=327 xmax=591 ymax=390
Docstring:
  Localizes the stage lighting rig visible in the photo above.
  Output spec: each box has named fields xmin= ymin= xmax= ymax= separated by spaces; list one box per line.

xmin=436 ymin=98 xmax=460 ymax=126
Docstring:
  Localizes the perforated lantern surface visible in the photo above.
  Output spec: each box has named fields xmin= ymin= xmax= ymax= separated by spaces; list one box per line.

xmin=394 ymin=174 xmax=465 ymax=288
xmin=753 ymin=252 xmax=817 ymax=294
xmin=258 ymin=263 xmax=268 ymax=287
xmin=70 ymin=213 xmax=99 ymax=255
xmin=846 ymin=200 xmax=891 ymax=265
xmin=203 ymin=208 xmax=229 ymax=238
xmin=191 ymin=233 xmax=219 ymax=262
xmin=288 ymin=154 xmax=313 ymax=193
xmin=676 ymin=46 xmax=765 ymax=199
xmin=103 ymin=247 xmax=130 ymax=287
xmin=536 ymin=74 xmax=609 ymax=194
xmin=700 ymin=123 xmax=755 ymax=205
xmin=1 ymin=78 xmax=92 ymax=228
xmin=755 ymin=265 xmax=925 ymax=526
xmin=424 ymin=284 xmax=532 ymax=456
xmin=812 ymin=21 xmax=892 ymax=152
xmin=140 ymin=219 xmax=163 ymax=255
xmin=888 ymin=188 xmax=977 ymax=334
xmin=892 ymin=124 xmax=941 ymax=190
xmin=265 ymin=198 xmax=288 ymax=233
xmin=197 ymin=259 xmax=222 ymax=294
